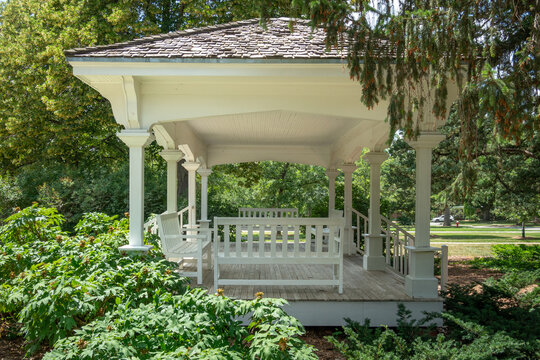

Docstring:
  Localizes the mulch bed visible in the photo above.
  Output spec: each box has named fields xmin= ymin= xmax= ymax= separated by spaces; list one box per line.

xmin=446 ymin=257 xmax=503 ymax=286
xmin=301 ymin=327 xmax=346 ymax=359
xmin=0 ymin=260 xmax=502 ymax=359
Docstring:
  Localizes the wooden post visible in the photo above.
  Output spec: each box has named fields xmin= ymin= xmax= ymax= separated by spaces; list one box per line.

xmin=363 ymin=152 xmax=388 ymax=270
xmin=198 ymin=168 xmax=212 ymax=226
xmin=405 ymin=133 xmax=445 ymax=298
xmin=342 ymin=163 xmax=356 ymax=255
xmin=326 ymin=168 xmax=339 ymax=213
xmin=160 ymin=150 xmax=184 ymax=213
xmin=440 ymin=245 xmax=449 ymax=292
xmin=117 ymin=129 xmax=154 ymax=252
xmin=182 ymin=161 xmax=200 ymax=228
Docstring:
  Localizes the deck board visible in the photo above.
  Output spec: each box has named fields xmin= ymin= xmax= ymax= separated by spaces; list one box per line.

xmin=185 ymin=255 xmax=428 ymax=302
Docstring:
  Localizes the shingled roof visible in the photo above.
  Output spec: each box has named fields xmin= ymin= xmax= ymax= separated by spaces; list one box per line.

xmin=65 ymin=18 xmax=345 ymax=61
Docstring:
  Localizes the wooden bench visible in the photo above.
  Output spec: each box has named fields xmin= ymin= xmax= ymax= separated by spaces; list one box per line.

xmin=157 ymin=212 xmax=212 ymax=284
xmin=213 ymin=217 xmax=345 ymax=293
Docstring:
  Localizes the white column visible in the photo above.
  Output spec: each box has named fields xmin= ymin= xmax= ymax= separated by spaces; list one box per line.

xmin=182 ymin=161 xmax=200 ymax=227
xmin=363 ymin=152 xmax=388 ymax=270
xmin=117 ymin=129 xmax=154 ymax=252
xmin=198 ymin=168 xmax=212 ymax=228
xmin=406 ymin=133 xmax=445 ymax=298
xmin=159 ymin=150 xmax=183 ymax=213
xmin=326 ymin=168 xmax=339 ymax=214
xmin=341 ymin=163 xmax=356 ymax=255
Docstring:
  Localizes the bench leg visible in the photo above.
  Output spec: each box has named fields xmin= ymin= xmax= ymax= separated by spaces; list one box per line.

xmin=197 ymin=249 xmax=203 ymax=284
xmin=213 ymin=262 xmax=219 ymax=293
xmin=205 ymin=247 xmax=212 ymax=270
xmin=338 ymin=259 xmax=344 ymax=294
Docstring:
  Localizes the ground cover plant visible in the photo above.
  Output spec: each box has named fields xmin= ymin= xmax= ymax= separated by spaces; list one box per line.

xmin=328 ymin=243 xmax=540 ymax=359
xmin=469 ymin=244 xmax=540 ymax=272
xmin=0 ymin=205 xmax=316 ymax=359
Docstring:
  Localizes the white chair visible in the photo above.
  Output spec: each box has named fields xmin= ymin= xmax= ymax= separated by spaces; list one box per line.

xmin=156 ymin=212 xmax=212 ymax=284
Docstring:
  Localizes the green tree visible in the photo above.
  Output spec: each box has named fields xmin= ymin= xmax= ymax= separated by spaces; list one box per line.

xmin=273 ymin=0 xmax=539 ymax=151
xmin=0 ymin=0 xmax=289 ymax=220
xmin=0 ymin=0 xmax=283 ymax=171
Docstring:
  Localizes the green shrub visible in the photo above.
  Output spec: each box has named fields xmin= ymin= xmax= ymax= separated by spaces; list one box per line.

xmin=470 ymin=244 xmax=540 ymax=272
xmin=329 ymin=272 xmax=540 ymax=359
xmin=44 ymin=292 xmax=316 ymax=360
xmin=0 ymin=207 xmax=186 ymax=352
xmin=0 ymin=206 xmax=314 ymax=358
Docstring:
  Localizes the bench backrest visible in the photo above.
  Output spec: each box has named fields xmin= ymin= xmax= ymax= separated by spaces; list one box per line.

xmin=214 ymin=217 xmax=344 ymax=258
xmin=157 ymin=212 xmax=212 ymax=256
xmin=238 ymin=207 xmax=299 ymax=218
xmin=156 ymin=212 xmax=182 ymax=254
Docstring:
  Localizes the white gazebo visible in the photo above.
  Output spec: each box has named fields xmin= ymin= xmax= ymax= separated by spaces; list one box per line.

xmin=66 ymin=18 xmax=458 ymax=325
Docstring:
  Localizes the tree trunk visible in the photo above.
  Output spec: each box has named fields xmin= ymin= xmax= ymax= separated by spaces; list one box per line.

xmin=522 ymin=221 xmax=526 ymax=238
xmin=177 ymin=159 xmax=188 ymax=198
xmin=482 ymin=207 xmax=492 ymax=221
xmin=443 ymin=205 xmax=451 ymax=227
xmin=275 ymin=163 xmax=290 ymax=208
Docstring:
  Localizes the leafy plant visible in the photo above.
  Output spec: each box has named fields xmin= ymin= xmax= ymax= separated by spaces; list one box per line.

xmin=44 ymin=291 xmax=316 ymax=360
xmin=329 ymin=271 xmax=540 ymax=359
xmin=0 ymin=204 xmax=66 ymax=245
xmin=0 ymin=206 xmax=314 ymax=358
xmin=469 ymin=244 xmax=540 ymax=272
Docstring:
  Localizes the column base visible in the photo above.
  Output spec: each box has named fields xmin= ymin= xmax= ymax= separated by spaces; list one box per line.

xmin=198 ymin=220 xmax=211 ymax=229
xmin=405 ymin=275 xmax=439 ymax=298
xmin=362 ymin=255 xmax=386 ymax=270
xmin=119 ymin=244 xmax=153 ymax=255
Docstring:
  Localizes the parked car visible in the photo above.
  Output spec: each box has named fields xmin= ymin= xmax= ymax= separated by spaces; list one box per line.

xmin=432 ymin=215 xmax=454 ymax=222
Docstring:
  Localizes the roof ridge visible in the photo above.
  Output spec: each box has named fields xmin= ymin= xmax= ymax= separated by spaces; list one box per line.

xmin=65 ymin=18 xmax=307 ymax=56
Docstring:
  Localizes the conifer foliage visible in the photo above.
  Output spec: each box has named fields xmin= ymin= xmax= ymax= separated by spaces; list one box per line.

xmin=276 ymin=0 xmax=539 ymax=154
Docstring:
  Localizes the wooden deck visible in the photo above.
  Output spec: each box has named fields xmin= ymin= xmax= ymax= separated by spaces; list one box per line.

xmin=183 ymin=254 xmax=442 ymax=326
xmin=187 ymin=255 xmax=416 ymax=302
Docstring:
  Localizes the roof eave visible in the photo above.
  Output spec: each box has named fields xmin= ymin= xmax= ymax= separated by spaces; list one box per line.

xmin=66 ymin=56 xmax=346 ymax=64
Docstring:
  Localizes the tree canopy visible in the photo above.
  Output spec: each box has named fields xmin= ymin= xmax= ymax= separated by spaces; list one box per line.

xmin=0 ymin=0 xmax=287 ymax=171
xmin=274 ymin=0 xmax=539 ymax=154
xmin=0 ymin=0 xmax=537 ymax=225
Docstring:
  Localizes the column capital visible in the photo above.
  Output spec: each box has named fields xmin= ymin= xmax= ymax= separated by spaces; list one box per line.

xmin=182 ymin=161 xmax=200 ymax=172
xmin=117 ymin=129 xmax=154 ymax=148
xmin=197 ymin=168 xmax=213 ymax=177
xmin=364 ymin=151 xmax=388 ymax=165
xmin=406 ymin=132 xmax=446 ymax=150
xmin=159 ymin=149 xmax=184 ymax=163
xmin=341 ymin=163 xmax=357 ymax=174
xmin=325 ymin=168 xmax=339 ymax=178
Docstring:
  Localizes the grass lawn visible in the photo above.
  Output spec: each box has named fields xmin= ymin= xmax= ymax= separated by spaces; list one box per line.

xmin=442 ymin=244 xmax=495 ymax=257
xmin=430 ymin=232 xmax=540 ymax=242
xmin=397 ymin=223 xmax=540 ymax=257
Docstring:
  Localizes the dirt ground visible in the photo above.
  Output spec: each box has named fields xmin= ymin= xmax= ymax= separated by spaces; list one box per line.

xmin=445 ymin=257 xmax=502 ymax=286
xmin=0 ymin=259 xmax=502 ymax=359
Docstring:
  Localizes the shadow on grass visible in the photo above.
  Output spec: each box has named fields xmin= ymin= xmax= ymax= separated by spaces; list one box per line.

xmin=434 ymin=234 xmax=540 ymax=241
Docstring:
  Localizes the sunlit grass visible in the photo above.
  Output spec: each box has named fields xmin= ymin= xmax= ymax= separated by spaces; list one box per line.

xmin=443 ymin=244 xmax=495 ymax=258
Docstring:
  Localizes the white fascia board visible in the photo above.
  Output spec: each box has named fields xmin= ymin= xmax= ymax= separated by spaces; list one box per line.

xmin=68 ymin=59 xmax=351 ymax=79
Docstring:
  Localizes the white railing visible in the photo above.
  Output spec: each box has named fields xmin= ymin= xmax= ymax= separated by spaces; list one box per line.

xmin=351 ymin=209 xmax=368 ymax=254
xmin=351 ymin=209 xmax=448 ymax=291
xmin=144 ymin=217 xmax=158 ymax=234
xmin=439 ymin=244 xmax=449 ymax=292
xmin=144 ymin=206 xmax=190 ymax=235
xmin=178 ymin=206 xmax=190 ymax=229
xmin=380 ymin=215 xmax=415 ymax=277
